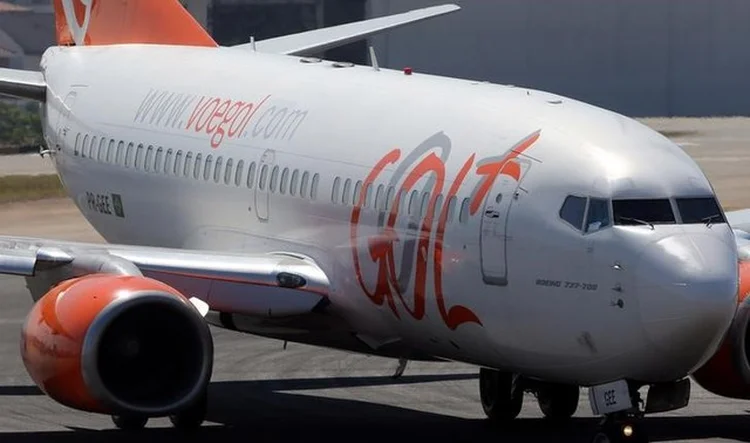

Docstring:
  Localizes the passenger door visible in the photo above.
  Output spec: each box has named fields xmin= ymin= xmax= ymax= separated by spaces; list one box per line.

xmin=479 ymin=158 xmax=532 ymax=286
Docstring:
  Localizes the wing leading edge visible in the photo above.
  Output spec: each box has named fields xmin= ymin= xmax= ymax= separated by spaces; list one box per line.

xmin=0 ymin=236 xmax=329 ymax=318
xmin=235 ymin=4 xmax=461 ymax=56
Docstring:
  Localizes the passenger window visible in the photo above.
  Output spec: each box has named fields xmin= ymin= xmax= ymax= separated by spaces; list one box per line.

xmin=311 ymin=173 xmax=320 ymax=199
xmin=107 ymin=140 xmax=115 ymax=163
xmin=174 ymin=150 xmax=183 ymax=175
xmin=247 ymin=162 xmax=257 ymax=189
xmin=375 ymin=184 xmax=384 ymax=210
xmin=613 ymin=199 xmax=675 ymax=225
xmin=135 ymin=144 xmax=145 ymax=170
xmin=290 ymin=170 xmax=299 ymax=197
xmin=194 ymin=153 xmax=202 ymax=180
xmin=585 ymin=198 xmax=611 ymax=233
xmin=75 ymin=133 xmax=81 ymax=156
xmin=280 ymin=167 xmax=289 ymax=194
xmin=89 ymin=136 xmax=97 ymax=159
xmin=145 ymin=145 xmax=154 ymax=172
xmin=300 ymin=171 xmax=310 ymax=197
xmin=204 ymin=155 xmax=213 ymax=181
xmin=676 ymin=197 xmax=726 ymax=224
xmin=258 ymin=164 xmax=268 ymax=190
xmin=184 ymin=152 xmax=193 ymax=177
xmin=235 ymin=160 xmax=244 ymax=187
xmin=447 ymin=196 xmax=457 ymax=222
xmin=332 ymin=177 xmax=341 ymax=203
xmin=116 ymin=141 xmax=124 ymax=164
xmin=459 ymin=198 xmax=470 ymax=223
xmin=270 ymin=166 xmax=279 ymax=192
xmin=386 ymin=187 xmax=395 ymax=211
xmin=409 ymin=190 xmax=419 ymax=215
xmin=342 ymin=179 xmax=352 ymax=205
xmin=125 ymin=142 xmax=135 ymax=167
xmin=214 ymin=156 xmax=224 ymax=183
xmin=420 ymin=192 xmax=430 ymax=217
xmin=559 ymin=195 xmax=587 ymax=230
xmin=353 ymin=180 xmax=363 ymax=205
xmin=155 ymin=147 xmax=164 ymax=172
xmin=165 ymin=149 xmax=173 ymax=174
xmin=224 ymin=158 xmax=233 ymax=185
xmin=82 ymin=134 xmax=90 ymax=157
xmin=98 ymin=138 xmax=106 ymax=162
xmin=365 ymin=183 xmax=373 ymax=208
xmin=434 ymin=194 xmax=444 ymax=220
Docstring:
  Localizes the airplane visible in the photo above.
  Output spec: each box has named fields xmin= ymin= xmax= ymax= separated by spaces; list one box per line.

xmin=0 ymin=1 xmax=745 ymax=442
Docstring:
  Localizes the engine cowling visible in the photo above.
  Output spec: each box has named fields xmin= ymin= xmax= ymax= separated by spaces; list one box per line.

xmin=692 ymin=260 xmax=750 ymax=399
xmin=20 ymin=273 xmax=213 ymax=415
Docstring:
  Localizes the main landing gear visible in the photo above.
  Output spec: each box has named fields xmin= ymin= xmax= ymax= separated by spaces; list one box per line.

xmin=478 ymin=368 xmax=579 ymax=424
xmin=111 ymin=392 xmax=208 ymax=431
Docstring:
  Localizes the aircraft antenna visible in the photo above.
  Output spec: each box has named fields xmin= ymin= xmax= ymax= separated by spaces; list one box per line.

xmin=369 ymin=46 xmax=380 ymax=71
xmin=249 ymin=36 xmax=257 ymax=52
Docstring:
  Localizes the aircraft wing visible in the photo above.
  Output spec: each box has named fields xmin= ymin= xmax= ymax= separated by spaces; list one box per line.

xmin=235 ymin=4 xmax=460 ymax=56
xmin=0 ymin=68 xmax=45 ymax=101
xmin=0 ymin=235 xmax=329 ymax=318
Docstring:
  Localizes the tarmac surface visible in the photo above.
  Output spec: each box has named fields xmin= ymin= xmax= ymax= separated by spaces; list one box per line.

xmin=1 ymin=119 xmax=750 ymax=442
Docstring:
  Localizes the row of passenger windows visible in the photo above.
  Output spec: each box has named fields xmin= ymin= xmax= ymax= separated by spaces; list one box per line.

xmin=72 ymin=133 xmax=321 ymax=200
xmin=74 ymin=133 xmax=478 ymax=225
xmin=329 ymin=176 xmax=473 ymax=224
xmin=560 ymin=195 xmax=725 ymax=232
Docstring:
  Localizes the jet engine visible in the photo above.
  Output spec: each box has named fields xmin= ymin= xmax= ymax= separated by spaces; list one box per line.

xmin=20 ymin=273 xmax=213 ymax=416
xmin=692 ymin=260 xmax=750 ymax=399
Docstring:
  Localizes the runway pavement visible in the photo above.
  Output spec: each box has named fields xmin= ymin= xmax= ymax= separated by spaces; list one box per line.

xmin=1 ymin=118 xmax=750 ymax=442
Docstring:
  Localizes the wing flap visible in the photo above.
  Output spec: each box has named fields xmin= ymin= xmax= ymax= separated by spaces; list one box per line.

xmin=0 ymin=236 xmax=329 ymax=318
xmin=237 ymin=4 xmax=460 ymax=56
xmin=0 ymin=68 xmax=46 ymax=101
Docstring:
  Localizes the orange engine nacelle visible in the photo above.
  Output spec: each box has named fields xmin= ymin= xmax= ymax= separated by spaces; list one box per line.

xmin=21 ymin=273 xmax=213 ymax=415
xmin=693 ymin=260 xmax=750 ymax=399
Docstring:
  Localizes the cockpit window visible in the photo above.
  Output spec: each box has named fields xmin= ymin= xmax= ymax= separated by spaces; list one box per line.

xmin=585 ymin=198 xmax=611 ymax=233
xmin=613 ymin=199 xmax=675 ymax=226
xmin=559 ymin=195 xmax=586 ymax=230
xmin=676 ymin=197 xmax=725 ymax=224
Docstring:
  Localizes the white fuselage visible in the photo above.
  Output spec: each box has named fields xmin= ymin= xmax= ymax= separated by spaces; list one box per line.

xmin=38 ymin=44 xmax=739 ymax=386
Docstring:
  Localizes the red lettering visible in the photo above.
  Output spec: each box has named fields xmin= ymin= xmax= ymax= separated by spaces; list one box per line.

xmin=206 ymin=100 xmax=231 ymax=133
xmin=195 ymin=98 xmax=220 ymax=131
xmin=350 ymin=130 xmax=542 ymax=331
xmin=185 ymin=96 xmax=210 ymax=129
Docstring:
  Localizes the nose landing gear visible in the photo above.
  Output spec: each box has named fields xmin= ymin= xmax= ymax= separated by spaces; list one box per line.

xmin=587 ymin=378 xmax=689 ymax=443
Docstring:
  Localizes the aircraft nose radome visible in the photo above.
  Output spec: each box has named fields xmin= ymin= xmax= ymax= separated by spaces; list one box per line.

xmin=636 ymin=234 xmax=738 ymax=373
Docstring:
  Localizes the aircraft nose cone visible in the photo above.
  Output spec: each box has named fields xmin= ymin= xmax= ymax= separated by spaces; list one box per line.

xmin=636 ymin=234 xmax=737 ymax=374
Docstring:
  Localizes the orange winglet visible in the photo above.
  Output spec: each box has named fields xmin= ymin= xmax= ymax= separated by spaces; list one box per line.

xmin=54 ymin=0 xmax=217 ymax=47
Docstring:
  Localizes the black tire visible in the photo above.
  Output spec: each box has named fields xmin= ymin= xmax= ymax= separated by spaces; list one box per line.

xmin=479 ymin=368 xmax=523 ymax=423
xmin=169 ymin=394 xmax=208 ymax=429
xmin=537 ymin=384 xmax=579 ymax=420
xmin=111 ymin=414 xmax=148 ymax=430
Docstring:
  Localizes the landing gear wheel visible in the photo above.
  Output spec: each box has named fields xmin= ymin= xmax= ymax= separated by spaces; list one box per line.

xmin=591 ymin=419 xmax=647 ymax=443
xmin=111 ymin=414 xmax=148 ymax=430
xmin=479 ymin=368 xmax=523 ymax=424
xmin=537 ymin=384 xmax=579 ymax=420
xmin=169 ymin=393 xmax=208 ymax=429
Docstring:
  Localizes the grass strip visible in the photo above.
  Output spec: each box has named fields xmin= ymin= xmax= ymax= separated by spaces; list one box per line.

xmin=0 ymin=174 xmax=66 ymax=204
